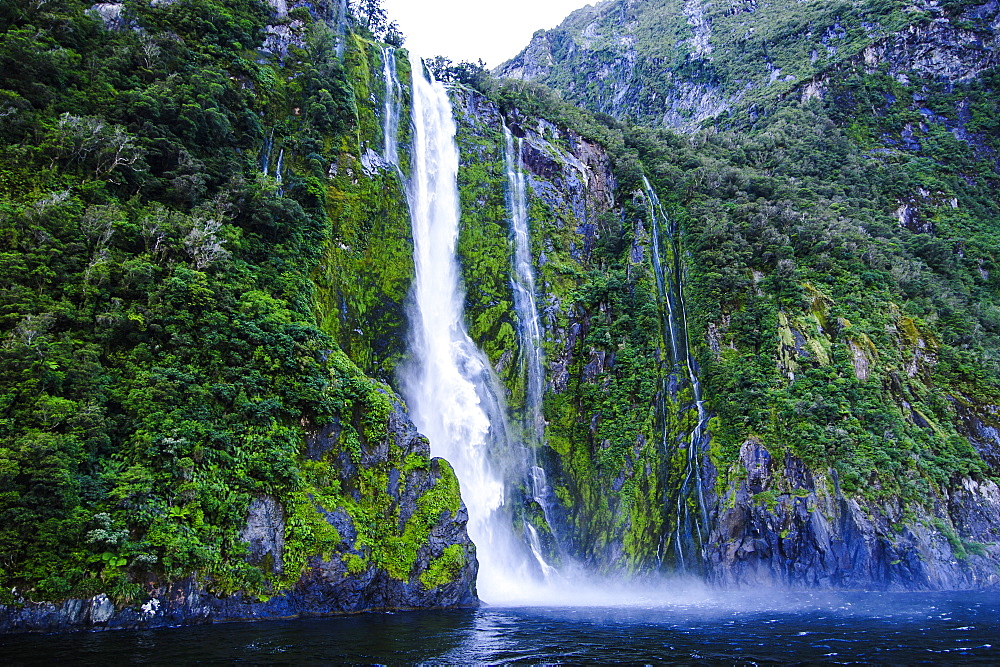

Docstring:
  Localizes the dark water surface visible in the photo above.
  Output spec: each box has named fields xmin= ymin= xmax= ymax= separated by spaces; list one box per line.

xmin=2 ymin=591 xmax=998 ymax=664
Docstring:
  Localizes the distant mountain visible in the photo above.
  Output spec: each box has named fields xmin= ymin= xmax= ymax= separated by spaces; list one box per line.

xmin=497 ymin=0 xmax=1000 ymax=131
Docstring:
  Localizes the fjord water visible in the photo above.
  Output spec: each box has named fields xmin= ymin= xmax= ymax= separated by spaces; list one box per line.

xmin=399 ymin=62 xmax=550 ymax=602
xmin=3 ymin=592 xmax=997 ymax=664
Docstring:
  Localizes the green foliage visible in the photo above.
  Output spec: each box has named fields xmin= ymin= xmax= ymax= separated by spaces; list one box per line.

xmin=0 ymin=0 xmax=446 ymax=603
xmin=313 ymin=38 xmax=413 ymax=383
xmin=420 ymin=544 xmax=466 ymax=589
xmin=631 ymin=59 xmax=999 ymax=506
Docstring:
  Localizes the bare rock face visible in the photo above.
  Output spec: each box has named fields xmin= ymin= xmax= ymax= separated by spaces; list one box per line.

xmin=705 ymin=439 xmax=1000 ymax=591
xmin=240 ymin=496 xmax=286 ymax=574
xmin=497 ymin=31 xmax=555 ymax=81
xmin=87 ymin=3 xmax=126 ymax=30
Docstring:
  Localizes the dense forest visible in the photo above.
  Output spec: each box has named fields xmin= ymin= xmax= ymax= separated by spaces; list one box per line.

xmin=0 ymin=0 xmax=468 ymax=609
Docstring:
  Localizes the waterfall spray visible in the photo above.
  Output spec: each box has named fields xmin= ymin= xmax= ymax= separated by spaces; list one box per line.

xmin=643 ymin=176 xmax=709 ymax=572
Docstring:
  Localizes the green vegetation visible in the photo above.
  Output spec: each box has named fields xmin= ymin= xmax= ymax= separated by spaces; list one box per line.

xmin=2 ymin=0 xmax=998 ymax=605
xmin=452 ymin=0 xmax=1000 ymax=572
xmin=0 ymin=0 xmax=465 ymax=605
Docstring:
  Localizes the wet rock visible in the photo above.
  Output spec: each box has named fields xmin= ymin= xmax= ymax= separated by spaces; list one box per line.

xmin=706 ymin=440 xmax=1000 ymax=591
xmin=305 ymin=419 xmax=341 ymax=461
xmin=240 ymin=495 xmax=285 ymax=574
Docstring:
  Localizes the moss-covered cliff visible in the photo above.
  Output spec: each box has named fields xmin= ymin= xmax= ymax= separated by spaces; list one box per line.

xmin=0 ymin=0 xmax=475 ymax=633
xmin=488 ymin=0 xmax=1000 ymax=588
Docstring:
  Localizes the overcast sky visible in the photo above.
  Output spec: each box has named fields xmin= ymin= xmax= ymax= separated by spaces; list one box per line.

xmin=381 ymin=0 xmax=593 ymax=68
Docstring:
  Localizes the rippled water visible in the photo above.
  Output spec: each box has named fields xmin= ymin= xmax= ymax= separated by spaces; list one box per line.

xmin=2 ymin=591 xmax=998 ymax=664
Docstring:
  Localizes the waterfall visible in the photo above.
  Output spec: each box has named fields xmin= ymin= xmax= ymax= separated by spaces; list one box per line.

xmin=401 ymin=61 xmax=546 ymax=603
xmin=643 ymin=176 xmax=709 ymax=572
xmin=503 ymin=126 xmax=545 ymax=445
xmin=275 ymin=147 xmax=285 ymax=196
xmin=261 ymin=128 xmax=274 ymax=176
xmin=503 ymin=125 xmax=564 ymax=565
xmin=381 ymin=46 xmax=402 ymax=170
xmin=335 ymin=0 xmax=349 ymax=60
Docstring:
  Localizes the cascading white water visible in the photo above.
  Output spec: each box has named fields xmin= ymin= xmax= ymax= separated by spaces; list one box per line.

xmin=261 ymin=128 xmax=274 ymax=175
xmin=275 ymin=147 xmax=285 ymax=196
xmin=335 ymin=0 xmax=349 ymax=60
xmin=643 ymin=176 xmax=709 ymax=570
xmin=381 ymin=46 xmax=402 ymax=170
xmin=503 ymin=126 xmax=545 ymax=444
xmin=381 ymin=55 xmax=704 ymax=603
xmin=503 ymin=125 xmax=562 ymax=564
xmin=401 ymin=61 xmax=547 ymax=602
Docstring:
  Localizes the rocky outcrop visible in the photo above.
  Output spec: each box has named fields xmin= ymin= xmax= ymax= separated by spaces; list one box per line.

xmin=0 ymin=401 xmax=477 ymax=635
xmin=799 ymin=2 xmax=1000 ymax=103
xmin=87 ymin=3 xmax=126 ymax=30
xmin=500 ymin=0 xmax=1000 ymax=133
xmin=240 ymin=495 xmax=286 ymax=574
xmin=706 ymin=440 xmax=1000 ymax=591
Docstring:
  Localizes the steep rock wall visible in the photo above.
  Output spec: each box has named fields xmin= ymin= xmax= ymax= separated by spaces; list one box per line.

xmin=706 ymin=440 xmax=1000 ymax=590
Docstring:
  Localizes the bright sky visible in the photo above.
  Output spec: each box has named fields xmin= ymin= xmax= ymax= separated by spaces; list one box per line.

xmin=381 ymin=0 xmax=594 ymax=68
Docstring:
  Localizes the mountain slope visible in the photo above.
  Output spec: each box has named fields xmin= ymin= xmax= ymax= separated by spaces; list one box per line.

xmin=498 ymin=0 xmax=1000 ymax=131
xmin=0 ymin=0 xmax=476 ymax=631
xmin=487 ymin=0 xmax=1000 ymax=586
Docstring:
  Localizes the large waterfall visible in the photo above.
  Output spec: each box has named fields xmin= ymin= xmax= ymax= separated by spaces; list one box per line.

xmin=399 ymin=60 xmax=549 ymax=602
xmin=643 ymin=176 xmax=709 ymax=571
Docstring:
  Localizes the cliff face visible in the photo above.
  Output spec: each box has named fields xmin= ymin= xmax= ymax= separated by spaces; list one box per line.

xmin=447 ymin=83 xmax=1000 ymax=588
xmin=484 ymin=1 xmax=1000 ymax=588
xmin=498 ymin=0 xmax=1000 ymax=132
xmin=706 ymin=439 xmax=1000 ymax=590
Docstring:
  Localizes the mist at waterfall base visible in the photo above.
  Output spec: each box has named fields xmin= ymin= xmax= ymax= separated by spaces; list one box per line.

xmin=4 ymin=592 xmax=997 ymax=664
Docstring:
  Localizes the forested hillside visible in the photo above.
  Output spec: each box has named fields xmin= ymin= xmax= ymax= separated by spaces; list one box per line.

xmin=495 ymin=0 xmax=1000 ymax=586
xmin=0 ymin=0 xmax=475 ymax=629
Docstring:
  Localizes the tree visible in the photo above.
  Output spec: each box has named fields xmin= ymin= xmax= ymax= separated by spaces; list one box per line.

xmin=353 ymin=0 xmax=386 ymax=35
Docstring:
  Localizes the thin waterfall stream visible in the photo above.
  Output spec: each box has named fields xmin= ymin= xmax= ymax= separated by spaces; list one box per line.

xmin=380 ymin=46 xmax=401 ymax=171
xmin=503 ymin=124 xmax=560 ymax=577
xmin=643 ymin=176 xmax=710 ymax=572
xmin=504 ymin=126 xmax=545 ymax=446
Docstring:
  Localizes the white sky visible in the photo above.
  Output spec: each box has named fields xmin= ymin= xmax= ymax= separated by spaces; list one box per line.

xmin=381 ymin=0 xmax=594 ymax=68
